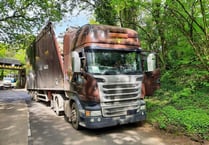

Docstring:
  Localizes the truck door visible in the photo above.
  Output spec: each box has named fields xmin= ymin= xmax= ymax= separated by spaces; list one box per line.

xmin=141 ymin=52 xmax=160 ymax=97
xmin=71 ymin=73 xmax=85 ymax=97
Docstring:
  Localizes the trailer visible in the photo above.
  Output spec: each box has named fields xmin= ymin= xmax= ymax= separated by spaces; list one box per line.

xmin=27 ymin=22 xmax=159 ymax=129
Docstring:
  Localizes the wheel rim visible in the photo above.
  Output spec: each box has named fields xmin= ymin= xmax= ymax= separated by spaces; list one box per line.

xmin=34 ymin=94 xmax=38 ymax=102
xmin=50 ymin=100 xmax=53 ymax=109
xmin=55 ymin=99 xmax=59 ymax=115
xmin=71 ymin=106 xmax=77 ymax=123
xmin=71 ymin=103 xmax=79 ymax=129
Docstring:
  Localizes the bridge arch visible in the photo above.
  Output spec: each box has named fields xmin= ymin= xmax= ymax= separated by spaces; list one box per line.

xmin=0 ymin=58 xmax=26 ymax=88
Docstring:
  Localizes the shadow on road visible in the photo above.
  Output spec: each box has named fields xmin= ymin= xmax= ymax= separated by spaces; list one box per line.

xmin=0 ymin=89 xmax=205 ymax=145
xmin=0 ymin=89 xmax=31 ymax=104
xmin=28 ymin=101 xmax=206 ymax=145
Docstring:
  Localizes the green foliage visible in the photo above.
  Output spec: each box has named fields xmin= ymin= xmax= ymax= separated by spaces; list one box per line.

xmin=94 ymin=0 xmax=118 ymax=25
xmin=92 ymin=0 xmax=209 ymax=71
xmin=148 ymin=103 xmax=209 ymax=139
xmin=0 ymin=43 xmax=7 ymax=57
xmin=0 ymin=34 xmax=35 ymax=64
xmin=157 ymin=105 xmax=209 ymax=134
xmin=14 ymin=49 xmax=25 ymax=64
xmin=146 ymin=66 xmax=209 ymax=140
xmin=89 ymin=17 xmax=100 ymax=24
xmin=0 ymin=0 xmax=69 ymax=42
xmin=26 ymin=40 xmax=36 ymax=70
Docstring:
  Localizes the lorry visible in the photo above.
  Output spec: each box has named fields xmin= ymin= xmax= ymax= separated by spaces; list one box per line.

xmin=27 ymin=22 xmax=160 ymax=129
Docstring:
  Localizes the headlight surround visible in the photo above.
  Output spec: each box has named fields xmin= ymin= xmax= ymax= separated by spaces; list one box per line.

xmin=140 ymin=105 xmax=146 ymax=110
xmin=85 ymin=110 xmax=102 ymax=117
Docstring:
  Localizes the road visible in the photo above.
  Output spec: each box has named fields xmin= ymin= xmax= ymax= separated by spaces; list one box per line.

xmin=0 ymin=89 xmax=30 ymax=145
xmin=0 ymin=89 xmax=207 ymax=145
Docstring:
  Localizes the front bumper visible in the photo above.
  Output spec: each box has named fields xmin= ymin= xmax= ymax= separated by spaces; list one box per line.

xmin=79 ymin=111 xmax=146 ymax=129
xmin=3 ymin=84 xmax=12 ymax=88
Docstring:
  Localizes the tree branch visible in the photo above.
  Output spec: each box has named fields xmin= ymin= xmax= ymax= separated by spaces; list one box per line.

xmin=81 ymin=0 xmax=95 ymax=8
xmin=176 ymin=0 xmax=206 ymax=35
xmin=0 ymin=0 xmax=34 ymax=22
xmin=199 ymin=0 xmax=208 ymax=40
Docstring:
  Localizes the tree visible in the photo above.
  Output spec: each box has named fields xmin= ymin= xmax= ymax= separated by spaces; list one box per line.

xmin=0 ymin=43 xmax=7 ymax=57
xmin=166 ymin=0 xmax=209 ymax=70
xmin=94 ymin=0 xmax=118 ymax=25
xmin=40 ymin=0 xmax=209 ymax=71
xmin=0 ymin=0 xmax=69 ymax=42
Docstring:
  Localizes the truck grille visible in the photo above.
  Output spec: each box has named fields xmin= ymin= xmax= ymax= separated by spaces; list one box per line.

xmin=100 ymin=83 xmax=141 ymax=117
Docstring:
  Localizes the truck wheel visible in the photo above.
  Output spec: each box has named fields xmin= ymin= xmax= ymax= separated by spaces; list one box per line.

xmin=54 ymin=98 xmax=61 ymax=116
xmin=50 ymin=100 xmax=54 ymax=109
xmin=33 ymin=92 xmax=38 ymax=102
xmin=64 ymin=107 xmax=71 ymax=123
xmin=64 ymin=114 xmax=71 ymax=123
xmin=71 ymin=102 xmax=81 ymax=130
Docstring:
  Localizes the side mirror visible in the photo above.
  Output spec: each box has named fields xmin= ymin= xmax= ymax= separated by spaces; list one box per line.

xmin=72 ymin=51 xmax=81 ymax=72
xmin=147 ymin=53 xmax=156 ymax=72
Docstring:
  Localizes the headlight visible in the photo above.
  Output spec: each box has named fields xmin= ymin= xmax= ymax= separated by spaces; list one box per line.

xmin=85 ymin=110 xmax=102 ymax=117
xmin=140 ymin=105 xmax=146 ymax=110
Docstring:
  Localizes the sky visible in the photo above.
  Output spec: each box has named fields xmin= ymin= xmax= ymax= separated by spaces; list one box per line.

xmin=54 ymin=10 xmax=91 ymax=38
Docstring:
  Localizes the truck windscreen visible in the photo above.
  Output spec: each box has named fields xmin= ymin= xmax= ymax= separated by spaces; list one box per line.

xmin=86 ymin=49 xmax=142 ymax=75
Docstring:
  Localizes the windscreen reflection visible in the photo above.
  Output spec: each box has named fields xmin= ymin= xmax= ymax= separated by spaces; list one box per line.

xmin=86 ymin=49 xmax=142 ymax=75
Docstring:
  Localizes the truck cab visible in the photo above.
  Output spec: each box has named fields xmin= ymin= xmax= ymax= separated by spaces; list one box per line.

xmin=63 ymin=25 xmax=147 ymax=129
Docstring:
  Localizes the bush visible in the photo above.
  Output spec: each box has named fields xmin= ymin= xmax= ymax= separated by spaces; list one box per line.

xmin=146 ymin=66 xmax=209 ymax=140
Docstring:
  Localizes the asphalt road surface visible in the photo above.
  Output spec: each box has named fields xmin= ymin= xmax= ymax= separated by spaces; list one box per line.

xmin=28 ymin=96 xmax=205 ymax=145
xmin=0 ymin=88 xmax=31 ymax=103
xmin=0 ymin=89 xmax=206 ymax=145
xmin=0 ymin=89 xmax=30 ymax=145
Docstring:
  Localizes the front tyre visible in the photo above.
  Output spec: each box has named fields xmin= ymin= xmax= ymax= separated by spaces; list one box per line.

xmin=71 ymin=102 xmax=81 ymax=130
